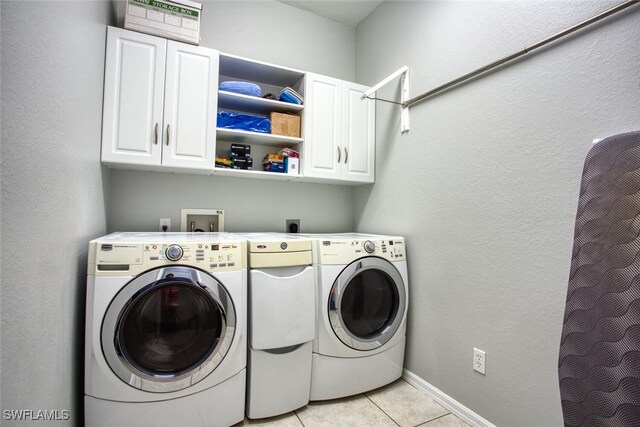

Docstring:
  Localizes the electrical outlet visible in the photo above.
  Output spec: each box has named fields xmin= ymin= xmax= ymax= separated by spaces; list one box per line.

xmin=286 ymin=219 xmax=300 ymax=233
xmin=159 ymin=218 xmax=171 ymax=232
xmin=473 ymin=348 xmax=486 ymax=375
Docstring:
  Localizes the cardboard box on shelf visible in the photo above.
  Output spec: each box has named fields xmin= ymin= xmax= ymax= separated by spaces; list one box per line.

xmin=270 ymin=112 xmax=300 ymax=138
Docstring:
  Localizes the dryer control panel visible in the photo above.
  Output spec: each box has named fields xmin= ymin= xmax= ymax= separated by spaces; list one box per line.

xmin=89 ymin=240 xmax=246 ymax=276
xmin=316 ymin=238 xmax=406 ymax=265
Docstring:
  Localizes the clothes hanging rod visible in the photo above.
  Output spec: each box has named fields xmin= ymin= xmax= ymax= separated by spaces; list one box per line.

xmin=403 ymin=0 xmax=639 ymax=109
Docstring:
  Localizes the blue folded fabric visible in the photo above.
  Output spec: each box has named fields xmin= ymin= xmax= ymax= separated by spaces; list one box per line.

xmin=217 ymin=111 xmax=270 ymax=133
xmin=219 ymin=81 xmax=262 ymax=97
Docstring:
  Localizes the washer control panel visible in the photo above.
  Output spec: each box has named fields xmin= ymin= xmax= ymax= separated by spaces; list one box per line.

xmin=165 ymin=244 xmax=184 ymax=261
xmin=317 ymin=238 xmax=406 ymax=265
xmin=363 ymin=240 xmax=376 ymax=253
xmin=91 ymin=240 xmax=245 ymax=275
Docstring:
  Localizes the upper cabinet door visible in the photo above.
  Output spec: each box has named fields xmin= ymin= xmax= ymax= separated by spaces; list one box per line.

xmin=342 ymin=82 xmax=375 ymax=183
xmin=303 ymin=73 xmax=342 ymax=180
xmin=101 ymin=27 xmax=166 ymax=166
xmin=163 ymin=42 xmax=219 ymax=170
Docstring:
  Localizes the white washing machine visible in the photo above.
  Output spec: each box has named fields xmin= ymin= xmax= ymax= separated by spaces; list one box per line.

xmin=85 ymin=232 xmax=247 ymax=427
xmin=301 ymin=233 xmax=408 ymax=400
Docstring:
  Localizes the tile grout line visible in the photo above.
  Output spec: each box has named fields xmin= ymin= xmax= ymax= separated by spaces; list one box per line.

xmin=294 ymin=409 xmax=306 ymax=427
xmin=416 ymin=413 xmax=451 ymax=426
xmin=364 ymin=393 xmax=402 ymax=427
xmin=400 ymin=378 xmax=453 ymax=424
xmin=366 ymin=379 xmax=454 ymax=427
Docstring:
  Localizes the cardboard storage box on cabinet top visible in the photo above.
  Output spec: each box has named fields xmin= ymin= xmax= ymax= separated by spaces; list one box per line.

xmin=124 ymin=0 xmax=202 ymax=45
xmin=270 ymin=112 xmax=301 ymax=138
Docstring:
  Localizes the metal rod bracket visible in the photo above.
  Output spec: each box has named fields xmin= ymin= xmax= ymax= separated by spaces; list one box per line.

xmin=361 ymin=65 xmax=411 ymax=134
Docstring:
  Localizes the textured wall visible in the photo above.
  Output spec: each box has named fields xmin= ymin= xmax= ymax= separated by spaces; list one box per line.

xmin=0 ymin=1 xmax=113 ymax=423
xmin=107 ymin=171 xmax=355 ymax=233
xmin=354 ymin=1 xmax=640 ymax=426
xmin=200 ymin=1 xmax=355 ymax=81
xmin=106 ymin=0 xmax=356 ymax=234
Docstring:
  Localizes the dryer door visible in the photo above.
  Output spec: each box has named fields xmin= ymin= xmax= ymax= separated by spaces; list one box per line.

xmin=328 ymin=257 xmax=406 ymax=351
xmin=101 ymin=266 xmax=235 ymax=392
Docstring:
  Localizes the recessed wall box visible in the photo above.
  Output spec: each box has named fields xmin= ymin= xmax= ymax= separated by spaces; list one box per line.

xmin=180 ymin=209 xmax=224 ymax=232
xmin=124 ymin=0 xmax=202 ymax=45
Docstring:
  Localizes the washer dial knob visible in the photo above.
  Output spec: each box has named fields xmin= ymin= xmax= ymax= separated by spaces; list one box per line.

xmin=165 ymin=244 xmax=184 ymax=261
xmin=364 ymin=240 xmax=375 ymax=254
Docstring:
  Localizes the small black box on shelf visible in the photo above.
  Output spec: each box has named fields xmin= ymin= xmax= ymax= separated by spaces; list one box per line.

xmin=232 ymin=156 xmax=253 ymax=170
xmin=230 ymin=143 xmax=251 ymax=157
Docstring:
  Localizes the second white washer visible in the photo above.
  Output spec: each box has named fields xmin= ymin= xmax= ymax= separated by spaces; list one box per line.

xmin=302 ymin=233 xmax=409 ymax=400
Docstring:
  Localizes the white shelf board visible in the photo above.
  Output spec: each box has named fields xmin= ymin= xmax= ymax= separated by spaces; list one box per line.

xmin=219 ymin=52 xmax=305 ymax=87
xmin=213 ymin=167 xmax=301 ymax=181
xmin=218 ymin=91 xmax=303 ymax=115
xmin=216 ymin=128 xmax=303 ymax=146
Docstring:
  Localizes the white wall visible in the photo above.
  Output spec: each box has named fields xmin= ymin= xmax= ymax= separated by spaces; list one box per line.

xmin=107 ymin=1 xmax=357 ymax=234
xmin=1 ymin=1 xmax=113 ymax=423
xmin=355 ymin=1 xmax=640 ymax=425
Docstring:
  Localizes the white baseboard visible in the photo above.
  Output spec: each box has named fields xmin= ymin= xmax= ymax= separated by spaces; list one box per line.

xmin=402 ymin=369 xmax=496 ymax=427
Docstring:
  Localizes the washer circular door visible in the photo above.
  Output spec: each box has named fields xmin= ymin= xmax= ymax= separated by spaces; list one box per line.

xmin=101 ymin=266 xmax=236 ymax=392
xmin=328 ymin=257 xmax=406 ymax=351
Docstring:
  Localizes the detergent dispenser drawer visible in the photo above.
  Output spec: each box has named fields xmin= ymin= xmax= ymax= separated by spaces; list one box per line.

xmin=249 ymin=266 xmax=315 ymax=349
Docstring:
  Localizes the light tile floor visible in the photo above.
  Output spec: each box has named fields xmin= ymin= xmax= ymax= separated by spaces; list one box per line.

xmin=236 ymin=379 xmax=470 ymax=427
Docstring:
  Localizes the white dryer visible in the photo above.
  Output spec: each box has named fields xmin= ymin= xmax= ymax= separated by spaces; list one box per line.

xmin=85 ymin=232 xmax=246 ymax=427
xmin=302 ymin=233 xmax=408 ymax=400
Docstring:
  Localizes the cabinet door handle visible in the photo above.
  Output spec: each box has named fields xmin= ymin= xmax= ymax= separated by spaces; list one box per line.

xmin=154 ymin=123 xmax=159 ymax=145
xmin=337 ymin=147 xmax=342 ymax=163
xmin=344 ymin=147 xmax=348 ymax=164
xmin=166 ymin=124 xmax=170 ymax=146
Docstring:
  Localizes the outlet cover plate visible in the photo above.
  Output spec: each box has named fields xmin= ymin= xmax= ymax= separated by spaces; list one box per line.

xmin=473 ymin=348 xmax=486 ymax=375
xmin=159 ymin=218 xmax=171 ymax=232
xmin=286 ymin=219 xmax=300 ymax=233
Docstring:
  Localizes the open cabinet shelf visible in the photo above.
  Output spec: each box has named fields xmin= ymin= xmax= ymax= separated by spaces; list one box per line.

xmin=216 ymin=128 xmax=302 ymax=146
xmin=219 ymin=53 xmax=305 ymax=87
xmin=218 ymin=90 xmax=303 ymax=115
xmin=212 ymin=167 xmax=300 ymax=181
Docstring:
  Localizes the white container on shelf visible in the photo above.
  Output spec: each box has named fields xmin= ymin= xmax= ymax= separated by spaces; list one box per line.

xmin=124 ymin=0 xmax=202 ymax=45
xmin=286 ymin=157 xmax=299 ymax=175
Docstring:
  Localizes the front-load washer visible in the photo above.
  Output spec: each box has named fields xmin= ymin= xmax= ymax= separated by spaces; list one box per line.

xmin=301 ymin=233 xmax=408 ymax=400
xmin=85 ymin=232 xmax=247 ymax=427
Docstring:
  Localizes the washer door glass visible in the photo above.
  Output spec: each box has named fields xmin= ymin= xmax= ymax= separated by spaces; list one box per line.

xmin=340 ymin=269 xmax=398 ymax=338
xmin=102 ymin=266 xmax=236 ymax=392
xmin=120 ymin=282 xmax=221 ymax=375
xmin=329 ymin=258 xmax=406 ymax=351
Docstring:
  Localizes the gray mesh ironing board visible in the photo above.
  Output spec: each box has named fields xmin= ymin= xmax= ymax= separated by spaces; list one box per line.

xmin=559 ymin=131 xmax=640 ymax=426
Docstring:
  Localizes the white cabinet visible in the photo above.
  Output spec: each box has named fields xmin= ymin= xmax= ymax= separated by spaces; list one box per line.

xmin=302 ymin=74 xmax=342 ymax=180
xmin=100 ymin=27 xmax=375 ymax=183
xmin=341 ymin=81 xmax=376 ymax=183
xmin=101 ymin=27 xmax=218 ymax=172
xmin=302 ymin=73 xmax=375 ymax=184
